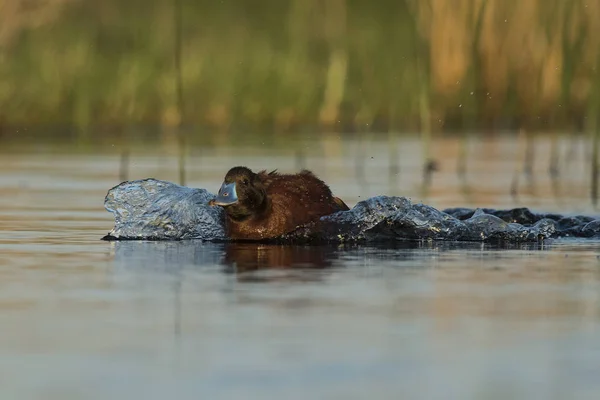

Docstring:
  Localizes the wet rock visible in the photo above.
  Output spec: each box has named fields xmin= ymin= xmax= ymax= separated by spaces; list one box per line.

xmin=103 ymin=179 xmax=600 ymax=243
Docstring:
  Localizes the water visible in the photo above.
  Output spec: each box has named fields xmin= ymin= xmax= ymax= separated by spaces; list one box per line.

xmin=1 ymin=134 xmax=599 ymax=400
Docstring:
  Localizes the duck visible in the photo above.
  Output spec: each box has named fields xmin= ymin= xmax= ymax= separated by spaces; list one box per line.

xmin=208 ymin=166 xmax=349 ymax=240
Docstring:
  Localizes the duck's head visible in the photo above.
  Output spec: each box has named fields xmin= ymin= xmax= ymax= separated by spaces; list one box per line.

xmin=209 ymin=166 xmax=267 ymax=220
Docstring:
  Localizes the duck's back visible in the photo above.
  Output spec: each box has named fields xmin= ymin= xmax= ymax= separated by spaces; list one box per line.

xmin=266 ymin=170 xmax=348 ymax=223
xmin=228 ymin=170 xmax=348 ymax=240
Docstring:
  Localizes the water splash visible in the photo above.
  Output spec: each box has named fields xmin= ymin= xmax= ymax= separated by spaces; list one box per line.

xmin=103 ymin=179 xmax=600 ymax=243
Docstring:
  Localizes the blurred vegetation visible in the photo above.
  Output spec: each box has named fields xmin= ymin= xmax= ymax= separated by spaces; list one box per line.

xmin=0 ymin=0 xmax=599 ymax=137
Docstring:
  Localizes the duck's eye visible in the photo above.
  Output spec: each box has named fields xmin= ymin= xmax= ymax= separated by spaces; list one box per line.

xmin=242 ymin=179 xmax=249 ymax=185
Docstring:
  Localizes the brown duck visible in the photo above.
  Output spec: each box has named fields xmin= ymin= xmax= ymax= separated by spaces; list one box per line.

xmin=209 ymin=166 xmax=349 ymax=240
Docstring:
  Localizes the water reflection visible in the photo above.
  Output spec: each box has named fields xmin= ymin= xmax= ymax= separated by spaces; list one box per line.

xmin=110 ymin=241 xmax=342 ymax=280
xmin=4 ymin=141 xmax=600 ymax=400
xmin=110 ymin=239 xmax=551 ymax=278
xmin=106 ymin=238 xmax=600 ymax=333
xmin=221 ymin=243 xmax=336 ymax=276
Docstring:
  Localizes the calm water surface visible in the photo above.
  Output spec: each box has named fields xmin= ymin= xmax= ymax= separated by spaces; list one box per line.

xmin=1 ymin=135 xmax=599 ymax=400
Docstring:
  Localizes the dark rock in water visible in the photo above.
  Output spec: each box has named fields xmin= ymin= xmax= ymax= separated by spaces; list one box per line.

xmin=103 ymin=179 xmax=600 ymax=243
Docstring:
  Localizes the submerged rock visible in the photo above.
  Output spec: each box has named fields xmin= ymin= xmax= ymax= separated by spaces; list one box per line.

xmin=103 ymin=179 xmax=600 ymax=243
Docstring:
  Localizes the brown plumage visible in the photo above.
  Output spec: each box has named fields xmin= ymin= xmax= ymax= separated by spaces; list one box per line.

xmin=209 ymin=166 xmax=349 ymax=240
